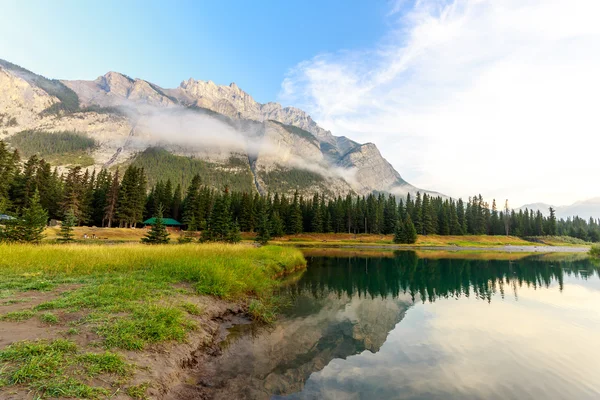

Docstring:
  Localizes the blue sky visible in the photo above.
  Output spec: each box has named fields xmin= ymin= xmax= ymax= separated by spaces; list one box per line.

xmin=0 ymin=0 xmax=395 ymax=103
xmin=2 ymin=0 xmax=599 ymax=206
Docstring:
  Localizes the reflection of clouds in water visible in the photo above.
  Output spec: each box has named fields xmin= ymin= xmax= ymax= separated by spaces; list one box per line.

xmin=296 ymin=282 xmax=600 ymax=400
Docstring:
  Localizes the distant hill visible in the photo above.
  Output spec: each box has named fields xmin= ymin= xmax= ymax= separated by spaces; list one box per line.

xmin=518 ymin=198 xmax=600 ymax=220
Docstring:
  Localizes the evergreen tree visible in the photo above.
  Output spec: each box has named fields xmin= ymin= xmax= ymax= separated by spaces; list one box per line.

xmin=116 ymin=166 xmax=146 ymax=227
xmin=421 ymin=194 xmax=435 ymax=235
xmin=203 ymin=189 xmax=232 ymax=241
xmin=287 ymin=191 xmax=303 ymax=234
xmin=171 ymin=184 xmax=182 ymax=221
xmin=10 ymin=154 xmax=39 ymax=212
xmin=270 ymin=211 xmax=285 ymax=238
xmin=104 ymin=169 xmax=120 ymax=227
xmin=404 ymin=214 xmax=418 ymax=244
xmin=393 ymin=217 xmax=406 ymax=244
xmin=311 ymin=193 xmax=323 ymax=233
xmin=61 ymin=166 xmax=84 ymax=223
xmin=59 ymin=208 xmax=77 ymax=242
xmin=182 ymin=174 xmax=202 ymax=231
xmin=413 ymin=192 xmax=423 ymax=233
xmin=0 ymin=142 xmax=18 ymax=212
xmin=162 ymin=179 xmax=173 ymax=217
xmin=141 ymin=205 xmax=170 ymax=244
xmin=19 ymin=190 xmax=48 ymax=243
xmin=255 ymin=204 xmax=271 ymax=245
xmin=227 ymin=220 xmax=242 ymax=243
xmin=548 ymin=207 xmax=557 ymax=236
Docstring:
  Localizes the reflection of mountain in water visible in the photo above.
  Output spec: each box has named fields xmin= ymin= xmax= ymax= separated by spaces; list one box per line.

xmin=210 ymin=292 xmax=413 ymax=399
xmin=205 ymin=252 xmax=599 ymax=399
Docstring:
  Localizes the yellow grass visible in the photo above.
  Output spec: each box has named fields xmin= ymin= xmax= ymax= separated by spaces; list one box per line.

xmin=270 ymin=233 xmax=537 ymax=247
xmin=300 ymin=247 xmax=540 ymax=261
xmin=44 ymin=226 xmax=156 ymax=241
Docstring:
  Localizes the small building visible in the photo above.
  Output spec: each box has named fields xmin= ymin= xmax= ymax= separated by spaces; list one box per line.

xmin=143 ymin=217 xmax=183 ymax=231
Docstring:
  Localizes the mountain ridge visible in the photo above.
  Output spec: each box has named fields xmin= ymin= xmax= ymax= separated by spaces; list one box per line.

xmin=518 ymin=198 xmax=600 ymax=220
xmin=0 ymin=58 xmax=440 ymax=198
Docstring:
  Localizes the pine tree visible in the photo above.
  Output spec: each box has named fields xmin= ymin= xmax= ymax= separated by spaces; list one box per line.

xmin=19 ymin=190 xmax=48 ymax=243
xmin=141 ymin=205 xmax=170 ymax=244
xmin=270 ymin=211 xmax=285 ymax=238
xmin=548 ymin=207 xmax=557 ymax=236
xmin=421 ymin=194 xmax=435 ymax=235
xmin=404 ymin=214 xmax=418 ymax=244
xmin=163 ymin=179 xmax=173 ymax=218
xmin=413 ymin=192 xmax=422 ymax=233
xmin=255 ymin=204 xmax=271 ymax=245
xmin=104 ymin=169 xmax=120 ymax=227
xmin=287 ymin=191 xmax=303 ymax=234
xmin=311 ymin=193 xmax=323 ymax=233
xmin=59 ymin=208 xmax=77 ymax=242
xmin=204 ymin=189 xmax=232 ymax=241
xmin=61 ymin=166 xmax=84 ymax=223
xmin=10 ymin=155 xmax=39 ymax=212
xmin=393 ymin=217 xmax=406 ymax=244
xmin=227 ymin=220 xmax=242 ymax=243
xmin=0 ymin=142 xmax=18 ymax=212
xmin=182 ymin=174 xmax=202 ymax=231
xmin=171 ymin=184 xmax=182 ymax=221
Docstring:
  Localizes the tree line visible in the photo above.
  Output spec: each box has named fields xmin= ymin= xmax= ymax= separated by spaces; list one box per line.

xmin=1 ymin=139 xmax=599 ymax=243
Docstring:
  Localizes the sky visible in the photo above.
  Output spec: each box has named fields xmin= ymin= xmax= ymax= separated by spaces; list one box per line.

xmin=2 ymin=0 xmax=599 ymax=206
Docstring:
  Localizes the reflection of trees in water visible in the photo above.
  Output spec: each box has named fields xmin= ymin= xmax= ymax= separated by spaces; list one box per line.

xmin=290 ymin=252 xmax=600 ymax=304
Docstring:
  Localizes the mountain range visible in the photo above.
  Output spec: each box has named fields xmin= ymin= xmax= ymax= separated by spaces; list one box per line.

xmin=518 ymin=198 xmax=600 ymax=220
xmin=0 ymin=58 xmax=441 ymax=198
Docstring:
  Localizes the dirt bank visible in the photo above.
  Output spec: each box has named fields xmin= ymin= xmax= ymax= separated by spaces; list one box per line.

xmin=0 ymin=283 xmax=253 ymax=400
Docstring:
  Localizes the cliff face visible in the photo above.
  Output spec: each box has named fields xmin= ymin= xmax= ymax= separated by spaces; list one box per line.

xmin=0 ymin=58 xmax=438 ymax=197
xmin=0 ymin=67 xmax=57 ymax=133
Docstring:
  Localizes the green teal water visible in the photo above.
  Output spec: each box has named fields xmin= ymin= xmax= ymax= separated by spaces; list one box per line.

xmin=210 ymin=251 xmax=600 ymax=400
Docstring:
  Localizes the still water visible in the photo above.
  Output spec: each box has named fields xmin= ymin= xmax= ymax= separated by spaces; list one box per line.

xmin=208 ymin=250 xmax=600 ymax=400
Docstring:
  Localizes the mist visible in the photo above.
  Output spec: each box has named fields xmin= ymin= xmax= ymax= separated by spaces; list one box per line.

xmin=118 ymin=102 xmax=360 ymax=187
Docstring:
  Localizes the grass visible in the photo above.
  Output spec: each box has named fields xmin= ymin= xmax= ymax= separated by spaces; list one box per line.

xmin=39 ymin=313 xmax=59 ymax=325
xmin=0 ymin=310 xmax=35 ymax=322
xmin=270 ymin=233 xmax=539 ymax=248
xmin=0 ymin=339 xmax=129 ymax=398
xmin=532 ymin=236 xmax=593 ymax=247
xmin=0 ymin=243 xmax=306 ymax=328
xmin=126 ymin=382 xmax=150 ymax=399
xmin=0 ymin=243 xmax=305 ymax=397
xmin=97 ymin=305 xmax=196 ymax=350
xmin=43 ymin=227 xmax=149 ymax=242
xmin=590 ymin=245 xmax=600 ymax=258
xmin=180 ymin=301 xmax=204 ymax=316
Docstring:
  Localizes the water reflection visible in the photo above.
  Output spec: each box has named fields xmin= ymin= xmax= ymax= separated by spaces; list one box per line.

xmin=204 ymin=252 xmax=600 ymax=400
xmin=293 ymin=252 xmax=600 ymax=304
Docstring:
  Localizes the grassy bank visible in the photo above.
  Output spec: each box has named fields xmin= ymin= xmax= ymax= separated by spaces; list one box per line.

xmin=0 ymin=243 xmax=306 ymax=398
xmin=269 ymin=233 xmax=540 ymax=247
xmin=44 ymin=226 xmax=149 ymax=242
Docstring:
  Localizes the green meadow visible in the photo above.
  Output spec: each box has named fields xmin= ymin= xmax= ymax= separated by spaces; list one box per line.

xmin=0 ymin=243 xmax=306 ymax=398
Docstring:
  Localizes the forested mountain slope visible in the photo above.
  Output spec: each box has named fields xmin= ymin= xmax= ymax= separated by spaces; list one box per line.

xmin=0 ymin=58 xmax=440 ymax=198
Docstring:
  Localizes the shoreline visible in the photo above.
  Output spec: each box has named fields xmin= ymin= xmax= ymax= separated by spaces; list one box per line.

xmin=291 ymin=243 xmax=590 ymax=253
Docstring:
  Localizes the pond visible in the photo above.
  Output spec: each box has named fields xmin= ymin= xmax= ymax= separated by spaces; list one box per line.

xmin=205 ymin=250 xmax=600 ymax=400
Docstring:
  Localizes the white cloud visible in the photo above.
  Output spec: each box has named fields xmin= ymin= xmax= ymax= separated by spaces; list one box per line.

xmin=279 ymin=0 xmax=600 ymax=206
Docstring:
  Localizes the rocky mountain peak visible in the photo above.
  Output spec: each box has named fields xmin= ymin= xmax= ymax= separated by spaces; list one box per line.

xmin=96 ymin=71 xmax=134 ymax=96
xmin=0 ymin=57 xmax=440 ymax=198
